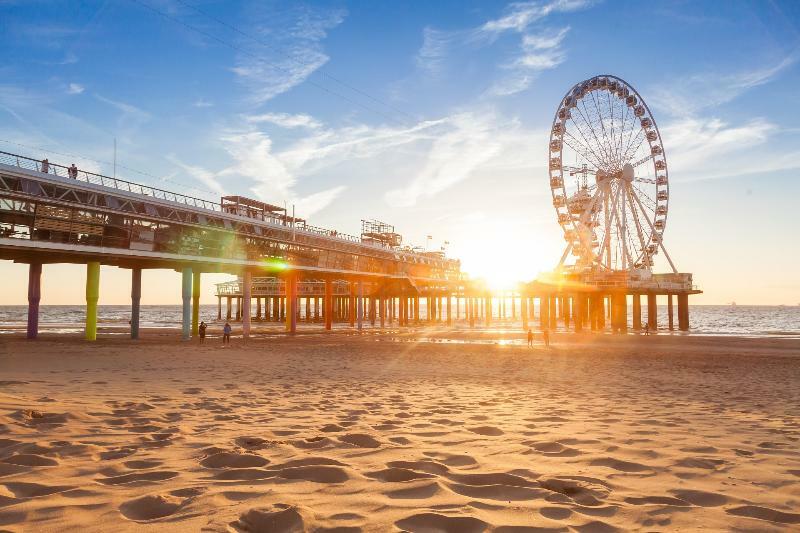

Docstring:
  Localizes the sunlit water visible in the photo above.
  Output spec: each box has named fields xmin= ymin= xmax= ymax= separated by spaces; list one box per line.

xmin=0 ymin=305 xmax=798 ymax=338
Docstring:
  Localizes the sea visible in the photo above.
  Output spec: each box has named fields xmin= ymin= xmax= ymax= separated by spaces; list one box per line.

xmin=0 ymin=305 xmax=798 ymax=338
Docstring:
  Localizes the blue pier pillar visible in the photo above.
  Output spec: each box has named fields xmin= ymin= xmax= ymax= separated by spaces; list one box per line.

xmin=27 ymin=262 xmax=42 ymax=340
xmin=181 ymin=266 xmax=192 ymax=341
xmin=131 ymin=267 xmax=141 ymax=340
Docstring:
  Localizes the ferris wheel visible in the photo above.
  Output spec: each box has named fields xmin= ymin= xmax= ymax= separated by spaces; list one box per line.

xmin=548 ymin=75 xmax=676 ymax=273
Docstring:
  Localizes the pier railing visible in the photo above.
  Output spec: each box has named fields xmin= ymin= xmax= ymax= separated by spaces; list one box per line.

xmin=0 ymin=151 xmax=384 ymax=251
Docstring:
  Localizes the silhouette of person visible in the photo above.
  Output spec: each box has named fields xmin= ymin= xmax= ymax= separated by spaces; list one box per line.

xmin=222 ymin=322 xmax=232 ymax=345
xmin=543 ymin=328 xmax=550 ymax=347
xmin=199 ymin=321 xmax=207 ymax=343
xmin=527 ymin=328 xmax=533 ymax=347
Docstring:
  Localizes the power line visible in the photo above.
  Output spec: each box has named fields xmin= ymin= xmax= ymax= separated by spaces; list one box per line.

xmin=173 ymin=0 xmax=417 ymax=123
xmin=128 ymin=0 xmax=412 ymax=128
xmin=0 ymin=138 xmax=220 ymax=199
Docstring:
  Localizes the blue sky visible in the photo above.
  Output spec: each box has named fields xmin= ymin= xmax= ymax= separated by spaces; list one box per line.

xmin=1 ymin=0 xmax=799 ymax=305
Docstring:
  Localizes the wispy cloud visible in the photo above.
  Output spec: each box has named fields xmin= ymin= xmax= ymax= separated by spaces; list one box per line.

xmin=67 ymin=83 xmax=84 ymax=95
xmin=487 ymin=26 xmax=570 ymax=96
xmin=650 ymin=55 xmax=797 ymax=116
xmin=192 ymin=98 xmax=213 ymax=108
xmin=245 ymin=112 xmax=321 ymax=130
xmin=415 ymin=0 xmax=591 ymax=96
xmin=477 ymin=0 xmax=589 ymax=37
xmin=232 ymin=4 xmax=346 ymax=105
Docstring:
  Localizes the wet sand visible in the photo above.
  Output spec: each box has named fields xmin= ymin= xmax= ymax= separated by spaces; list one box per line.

xmin=0 ymin=331 xmax=799 ymax=531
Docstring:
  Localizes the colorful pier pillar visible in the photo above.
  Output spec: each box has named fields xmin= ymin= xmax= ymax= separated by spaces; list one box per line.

xmin=520 ymin=296 xmax=528 ymax=331
xmin=27 ymin=262 xmax=42 ymax=340
xmin=181 ymin=266 xmax=192 ymax=341
xmin=131 ymin=267 xmax=142 ymax=340
xmin=85 ymin=261 xmax=100 ymax=341
xmin=242 ymin=271 xmax=252 ymax=339
xmin=191 ymin=271 xmax=201 ymax=336
xmin=286 ymin=273 xmax=297 ymax=333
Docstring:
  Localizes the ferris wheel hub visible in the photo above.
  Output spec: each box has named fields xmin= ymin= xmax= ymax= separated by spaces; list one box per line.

xmin=621 ymin=163 xmax=634 ymax=183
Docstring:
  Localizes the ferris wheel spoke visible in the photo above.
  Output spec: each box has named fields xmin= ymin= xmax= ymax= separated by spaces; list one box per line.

xmin=568 ymin=115 xmax=608 ymax=170
xmin=575 ymin=98 xmax=613 ymax=168
xmin=629 ymin=190 xmax=678 ymax=273
xmin=588 ymin=90 xmax=616 ymax=167
xmin=625 ymin=186 xmax=648 ymax=263
xmin=632 ymin=184 xmax=658 ymax=212
xmin=615 ymin=102 xmax=631 ymax=168
xmin=635 ymin=177 xmax=656 ymax=184
xmin=606 ymin=90 xmax=618 ymax=168
xmin=563 ymin=131 xmax=605 ymax=170
xmin=621 ymin=128 xmax=647 ymax=165
xmin=631 ymin=153 xmax=653 ymax=169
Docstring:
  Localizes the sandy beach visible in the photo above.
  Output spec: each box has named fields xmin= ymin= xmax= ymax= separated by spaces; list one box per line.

xmin=1 ymin=331 xmax=799 ymax=532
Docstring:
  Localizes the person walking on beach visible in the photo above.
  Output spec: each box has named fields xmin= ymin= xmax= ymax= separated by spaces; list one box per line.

xmin=543 ymin=328 xmax=550 ymax=347
xmin=644 ymin=323 xmax=650 ymax=336
xmin=222 ymin=322 xmax=231 ymax=346
xmin=527 ymin=328 xmax=533 ymax=347
xmin=199 ymin=321 xmax=207 ymax=343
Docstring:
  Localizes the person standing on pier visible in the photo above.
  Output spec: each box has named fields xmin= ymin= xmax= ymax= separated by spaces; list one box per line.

xmin=542 ymin=328 xmax=550 ymax=347
xmin=68 ymin=163 xmax=78 ymax=179
xmin=527 ymin=328 xmax=533 ymax=347
xmin=41 ymin=158 xmax=49 ymax=173
xmin=222 ymin=321 xmax=232 ymax=346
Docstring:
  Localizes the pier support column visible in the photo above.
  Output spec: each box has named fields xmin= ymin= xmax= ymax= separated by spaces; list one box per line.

xmin=469 ymin=298 xmax=475 ymax=328
xmin=647 ymin=294 xmax=658 ymax=331
xmin=521 ymin=296 xmax=528 ymax=331
xmin=242 ymin=272 xmax=252 ymax=339
xmin=324 ymin=279 xmax=333 ymax=331
xmin=27 ymin=262 xmax=42 ymax=340
xmin=597 ymin=296 xmax=606 ymax=330
xmin=191 ymin=271 xmax=201 ymax=337
xmin=285 ymin=274 xmax=297 ymax=334
xmin=632 ymin=294 xmax=642 ymax=331
xmin=131 ymin=267 xmax=141 ymax=340
xmin=357 ymin=281 xmax=364 ymax=331
xmin=540 ymin=297 xmax=549 ymax=330
xmin=485 ymin=296 xmax=491 ymax=326
xmin=611 ymin=293 xmax=627 ymax=334
xmin=549 ymin=296 xmax=557 ymax=330
xmin=181 ymin=266 xmax=192 ymax=341
xmin=256 ymin=297 xmax=262 ymax=320
xmin=574 ymin=294 xmax=583 ymax=332
xmin=678 ymin=293 xmax=689 ymax=331
xmin=447 ymin=296 xmax=452 ymax=326
xmin=667 ymin=294 xmax=674 ymax=330
xmin=217 ymin=296 xmax=222 ymax=320
xmin=349 ymin=283 xmax=356 ymax=328
xmin=226 ymin=296 xmax=232 ymax=320
xmin=85 ymin=261 xmax=100 ymax=341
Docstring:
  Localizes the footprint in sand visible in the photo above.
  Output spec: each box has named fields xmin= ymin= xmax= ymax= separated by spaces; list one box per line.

xmin=365 ymin=468 xmax=436 ymax=482
xmin=0 ymin=454 xmax=58 ymax=467
xmin=467 ymin=426 xmax=504 ymax=436
xmin=726 ymin=505 xmax=800 ymax=524
xmin=670 ymin=489 xmax=728 ymax=507
xmin=231 ymin=504 xmax=311 ymax=532
xmin=119 ymin=494 xmax=184 ymax=522
xmin=395 ymin=512 xmax=488 ymax=533
xmin=1 ymin=482 xmax=76 ymax=498
xmin=97 ymin=471 xmax=178 ymax=485
xmin=200 ymin=452 xmax=269 ymax=469
xmin=338 ymin=433 xmax=381 ymax=448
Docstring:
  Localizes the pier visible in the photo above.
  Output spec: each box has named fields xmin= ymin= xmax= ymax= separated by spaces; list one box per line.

xmin=1 ymin=149 xmax=700 ymax=340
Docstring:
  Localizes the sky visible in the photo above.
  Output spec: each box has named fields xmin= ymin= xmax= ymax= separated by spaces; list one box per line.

xmin=0 ymin=0 xmax=799 ymax=305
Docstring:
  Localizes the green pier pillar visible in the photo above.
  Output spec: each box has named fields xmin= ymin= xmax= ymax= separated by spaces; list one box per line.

xmin=181 ymin=266 xmax=192 ymax=341
xmin=85 ymin=262 xmax=100 ymax=341
xmin=191 ymin=271 xmax=201 ymax=336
